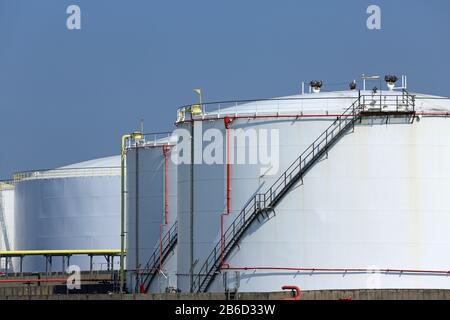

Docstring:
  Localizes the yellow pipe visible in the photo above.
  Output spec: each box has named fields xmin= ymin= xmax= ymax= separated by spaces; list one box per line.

xmin=0 ymin=249 xmax=124 ymax=257
xmin=120 ymin=134 xmax=131 ymax=292
xmin=119 ymin=131 xmax=142 ymax=292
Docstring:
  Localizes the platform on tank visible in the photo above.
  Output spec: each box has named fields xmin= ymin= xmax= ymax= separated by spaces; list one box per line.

xmin=360 ymin=110 xmax=416 ymax=117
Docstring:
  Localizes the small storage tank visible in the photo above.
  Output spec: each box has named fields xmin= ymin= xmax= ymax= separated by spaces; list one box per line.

xmin=0 ymin=181 xmax=15 ymax=271
xmin=175 ymin=88 xmax=450 ymax=293
xmin=126 ymin=133 xmax=178 ymax=293
xmin=13 ymin=156 xmax=121 ymax=272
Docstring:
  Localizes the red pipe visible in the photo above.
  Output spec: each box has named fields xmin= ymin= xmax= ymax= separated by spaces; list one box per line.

xmin=220 ymin=117 xmax=233 ymax=268
xmin=159 ymin=145 xmax=170 ymax=271
xmin=176 ymin=113 xmax=354 ymax=125
xmin=163 ymin=145 xmax=169 ymax=226
xmin=222 ymin=266 xmax=450 ymax=275
xmin=159 ymin=223 xmax=164 ymax=271
xmin=220 ymin=212 xmax=230 ymax=269
xmin=176 ymin=111 xmax=450 ymax=126
xmin=281 ymin=285 xmax=301 ymax=300
xmin=224 ymin=116 xmax=232 ymax=214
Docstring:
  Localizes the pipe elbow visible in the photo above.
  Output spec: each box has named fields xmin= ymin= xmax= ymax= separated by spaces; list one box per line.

xmin=281 ymin=285 xmax=301 ymax=300
xmin=224 ymin=116 xmax=233 ymax=129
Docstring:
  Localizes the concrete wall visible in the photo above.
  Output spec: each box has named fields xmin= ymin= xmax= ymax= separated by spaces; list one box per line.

xmin=2 ymin=289 xmax=450 ymax=300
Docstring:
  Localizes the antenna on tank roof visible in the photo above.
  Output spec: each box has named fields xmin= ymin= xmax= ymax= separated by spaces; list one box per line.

xmin=361 ymin=74 xmax=380 ymax=91
xmin=384 ymin=74 xmax=408 ymax=90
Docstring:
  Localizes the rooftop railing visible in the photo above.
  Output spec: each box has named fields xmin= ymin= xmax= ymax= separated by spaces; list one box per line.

xmin=12 ymin=166 xmax=121 ymax=182
xmin=125 ymin=132 xmax=174 ymax=150
xmin=176 ymin=90 xmax=416 ymax=123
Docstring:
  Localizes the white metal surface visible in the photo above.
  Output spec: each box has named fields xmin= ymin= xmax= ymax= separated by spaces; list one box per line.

xmin=0 ymin=183 xmax=15 ymax=271
xmin=176 ymin=91 xmax=450 ymax=292
xmin=126 ymin=139 xmax=178 ymax=293
xmin=13 ymin=156 xmax=121 ymax=272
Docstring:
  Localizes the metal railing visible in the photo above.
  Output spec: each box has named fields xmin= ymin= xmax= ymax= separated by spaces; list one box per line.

xmin=12 ymin=166 xmax=121 ymax=182
xmin=176 ymin=96 xmax=359 ymax=122
xmin=360 ymin=89 xmax=415 ymax=112
xmin=0 ymin=181 xmax=14 ymax=191
xmin=125 ymin=132 xmax=174 ymax=150
xmin=176 ymin=90 xmax=416 ymax=123
xmin=137 ymin=221 xmax=178 ymax=293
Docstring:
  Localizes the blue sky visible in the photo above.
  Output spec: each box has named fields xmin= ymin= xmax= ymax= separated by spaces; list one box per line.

xmin=0 ymin=0 xmax=449 ymax=178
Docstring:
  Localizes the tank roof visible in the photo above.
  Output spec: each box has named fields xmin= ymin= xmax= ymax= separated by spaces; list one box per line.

xmin=14 ymin=155 xmax=121 ymax=182
xmin=60 ymin=155 xmax=120 ymax=169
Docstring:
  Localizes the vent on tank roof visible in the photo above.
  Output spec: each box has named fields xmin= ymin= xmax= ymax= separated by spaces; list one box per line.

xmin=309 ymin=80 xmax=323 ymax=93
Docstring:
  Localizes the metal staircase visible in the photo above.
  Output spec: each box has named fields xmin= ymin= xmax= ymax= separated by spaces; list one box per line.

xmin=139 ymin=221 xmax=178 ymax=292
xmin=191 ymin=91 xmax=415 ymax=293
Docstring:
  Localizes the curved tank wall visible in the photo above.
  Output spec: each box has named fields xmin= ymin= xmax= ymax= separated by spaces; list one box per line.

xmin=13 ymin=156 xmax=121 ymax=272
xmin=176 ymin=90 xmax=450 ymax=292
xmin=126 ymin=137 xmax=178 ymax=293
xmin=0 ymin=182 xmax=15 ymax=271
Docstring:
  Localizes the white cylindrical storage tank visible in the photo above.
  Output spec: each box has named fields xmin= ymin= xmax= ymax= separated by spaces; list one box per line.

xmin=0 ymin=181 xmax=15 ymax=272
xmin=176 ymin=90 xmax=450 ymax=293
xmin=13 ymin=156 xmax=121 ymax=272
xmin=126 ymin=134 xmax=178 ymax=293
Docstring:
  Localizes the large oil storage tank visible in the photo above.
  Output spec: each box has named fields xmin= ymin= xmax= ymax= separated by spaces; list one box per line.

xmin=126 ymin=134 xmax=178 ymax=293
xmin=175 ymin=83 xmax=450 ymax=293
xmin=0 ymin=181 xmax=15 ymax=271
xmin=13 ymin=155 xmax=121 ymax=272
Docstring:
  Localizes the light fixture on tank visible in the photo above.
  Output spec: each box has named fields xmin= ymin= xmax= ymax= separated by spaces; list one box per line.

xmin=385 ymin=75 xmax=398 ymax=91
xmin=309 ymin=80 xmax=323 ymax=93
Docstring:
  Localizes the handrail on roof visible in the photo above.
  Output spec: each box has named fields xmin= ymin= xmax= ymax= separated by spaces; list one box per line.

xmin=0 ymin=180 xmax=15 ymax=190
xmin=125 ymin=131 xmax=175 ymax=150
xmin=176 ymin=91 xmax=417 ymax=123
xmin=12 ymin=166 xmax=121 ymax=182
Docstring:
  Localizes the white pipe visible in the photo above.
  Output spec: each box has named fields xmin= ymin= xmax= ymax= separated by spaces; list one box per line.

xmin=392 ymin=75 xmax=408 ymax=91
